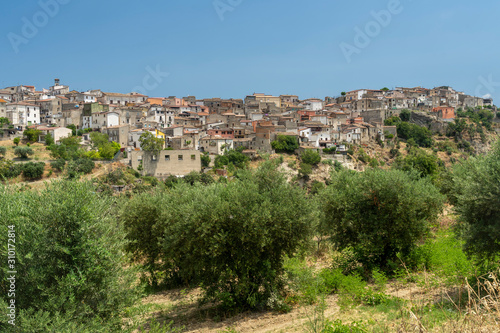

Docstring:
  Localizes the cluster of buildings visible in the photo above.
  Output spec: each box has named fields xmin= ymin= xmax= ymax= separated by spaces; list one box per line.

xmin=0 ymin=80 xmax=494 ymax=176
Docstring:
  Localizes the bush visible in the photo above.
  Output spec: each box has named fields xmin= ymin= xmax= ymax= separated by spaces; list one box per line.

xmin=130 ymin=161 xmax=314 ymax=311
xmin=23 ymin=128 xmax=41 ymax=143
xmin=320 ymin=168 xmax=445 ymax=271
xmin=121 ymin=191 xmax=167 ymax=288
xmin=298 ymin=162 xmax=313 ymax=179
xmin=400 ymin=109 xmax=411 ymax=122
xmin=397 ymin=122 xmax=434 ymax=147
xmin=44 ymin=132 xmax=54 ymax=146
xmin=0 ymin=182 xmax=140 ymax=332
xmin=0 ymin=147 xmax=6 ymax=157
xmin=14 ymin=147 xmax=34 ymax=159
xmin=50 ymin=159 xmax=66 ymax=172
xmin=392 ymin=147 xmax=442 ymax=179
xmin=49 ymin=136 xmax=82 ymax=160
xmin=201 ymin=152 xmax=211 ymax=168
xmin=22 ymin=162 xmax=45 ymax=180
xmin=323 ymin=147 xmax=337 ymax=154
xmin=301 ymin=150 xmax=321 ymax=165
xmin=214 ymin=148 xmax=249 ymax=170
xmin=453 ymin=140 xmax=500 ymax=262
xmin=66 ymin=158 xmax=95 ymax=178
xmin=271 ymin=135 xmax=299 ymax=154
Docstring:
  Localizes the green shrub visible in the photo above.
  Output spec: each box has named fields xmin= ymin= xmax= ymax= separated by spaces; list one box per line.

xmin=23 ymin=128 xmax=41 ymax=143
xmin=271 ymin=135 xmax=299 ymax=153
xmin=22 ymin=162 xmax=45 ymax=180
xmin=320 ymin=168 xmax=445 ymax=271
xmin=3 ymin=163 xmax=23 ymax=179
xmin=201 ymin=152 xmax=211 ymax=168
xmin=323 ymin=147 xmax=336 ymax=154
xmin=453 ymin=140 xmax=500 ymax=262
xmin=157 ymin=161 xmax=313 ymax=310
xmin=0 ymin=182 xmax=140 ymax=332
xmin=299 ymin=162 xmax=313 ymax=179
xmin=13 ymin=137 xmax=20 ymax=146
xmin=0 ymin=147 xmax=6 ymax=157
xmin=323 ymin=319 xmax=366 ymax=333
xmin=14 ymin=147 xmax=34 ymax=159
xmin=50 ymin=159 xmax=66 ymax=172
xmin=392 ymin=147 xmax=442 ymax=179
xmin=66 ymin=158 xmax=94 ymax=179
xmin=301 ymin=150 xmax=321 ymax=165
xmin=408 ymin=230 xmax=474 ymax=285
xmin=44 ymin=132 xmax=54 ymax=146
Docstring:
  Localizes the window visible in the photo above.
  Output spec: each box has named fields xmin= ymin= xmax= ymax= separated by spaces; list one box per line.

xmin=191 ymin=155 xmax=196 ymax=160
xmin=151 ymin=155 xmax=157 ymax=161
xmin=178 ymin=155 xmax=183 ymax=161
xmin=165 ymin=155 xmax=170 ymax=161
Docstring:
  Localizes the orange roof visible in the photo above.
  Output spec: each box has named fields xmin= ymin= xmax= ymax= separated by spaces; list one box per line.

xmin=0 ymin=99 xmax=6 ymax=103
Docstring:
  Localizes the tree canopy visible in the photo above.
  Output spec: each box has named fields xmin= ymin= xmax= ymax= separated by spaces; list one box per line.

xmin=139 ymin=132 xmax=164 ymax=154
xmin=320 ymin=168 xmax=444 ymax=270
xmin=271 ymin=135 xmax=299 ymax=154
xmin=453 ymin=141 xmax=500 ymax=262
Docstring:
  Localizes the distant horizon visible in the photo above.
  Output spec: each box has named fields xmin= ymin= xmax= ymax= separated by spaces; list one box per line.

xmin=2 ymin=1 xmax=499 ymax=102
xmin=0 ymin=79 xmax=494 ymax=103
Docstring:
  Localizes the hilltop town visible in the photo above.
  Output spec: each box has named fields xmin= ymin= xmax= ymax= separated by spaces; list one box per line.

xmin=0 ymin=80 xmax=497 ymax=179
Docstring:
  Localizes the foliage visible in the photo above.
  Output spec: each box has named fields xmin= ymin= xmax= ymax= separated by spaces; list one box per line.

xmin=89 ymin=132 xmax=116 ymax=160
xmin=14 ymin=146 xmax=34 ymax=159
xmin=310 ymin=180 xmax=325 ymax=195
xmin=44 ymin=132 xmax=54 ymax=146
xmin=121 ymin=191 xmax=167 ymax=288
xmin=13 ymin=137 xmax=20 ymax=146
xmin=49 ymin=136 xmax=82 ymax=160
xmin=299 ymin=162 xmax=313 ymax=179
xmin=0 ymin=147 xmax=6 ymax=157
xmin=201 ymin=152 xmax=211 ymax=168
xmin=23 ymin=128 xmax=41 ymax=143
xmin=453 ymin=141 xmax=500 ymax=262
xmin=271 ymin=135 xmax=299 ymax=154
xmin=396 ymin=122 xmax=434 ymax=147
xmin=408 ymin=230 xmax=474 ymax=285
xmin=0 ymin=117 xmax=9 ymax=126
xmin=66 ymin=158 xmax=95 ymax=179
xmin=320 ymin=168 xmax=445 ymax=271
xmin=384 ymin=116 xmax=401 ymax=126
xmin=392 ymin=147 xmax=442 ymax=179
xmin=22 ymin=162 xmax=45 ymax=180
xmin=446 ymin=118 xmax=467 ymax=139
xmin=301 ymin=150 xmax=321 ymax=166
xmin=323 ymin=147 xmax=337 ymax=154
xmin=50 ymin=159 xmax=66 ymax=172
xmin=400 ymin=109 xmax=411 ymax=122
xmin=183 ymin=171 xmax=214 ymax=186
xmin=139 ymin=132 xmax=164 ymax=154
xmin=66 ymin=124 xmax=77 ymax=136
xmin=214 ymin=147 xmax=249 ymax=170
xmin=0 ymin=182 xmax=140 ymax=332
xmin=127 ymin=161 xmax=314 ymax=310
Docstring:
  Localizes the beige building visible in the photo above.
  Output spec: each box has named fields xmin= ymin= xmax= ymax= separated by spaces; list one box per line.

xmin=245 ymin=93 xmax=281 ymax=108
xmin=130 ymin=150 xmax=201 ymax=178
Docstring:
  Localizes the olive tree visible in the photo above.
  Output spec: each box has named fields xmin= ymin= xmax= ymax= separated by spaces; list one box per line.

xmin=453 ymin=141 xmax=500 ymax=262
xmin=320 ymin=168 xmax=444 ymax=271
xmin=0 ymin=181 xmax=140 ymax=332
xmin=162 ymin=162 xmax=313 ymax=310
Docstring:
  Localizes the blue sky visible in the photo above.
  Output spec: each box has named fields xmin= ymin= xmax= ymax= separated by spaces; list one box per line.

xmin=2 ymin=0 xmax=500 ymax=102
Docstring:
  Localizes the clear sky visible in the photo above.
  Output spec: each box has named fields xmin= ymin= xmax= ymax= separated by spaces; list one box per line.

xmin=2 ymin=0 xmax=500 ymax=102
